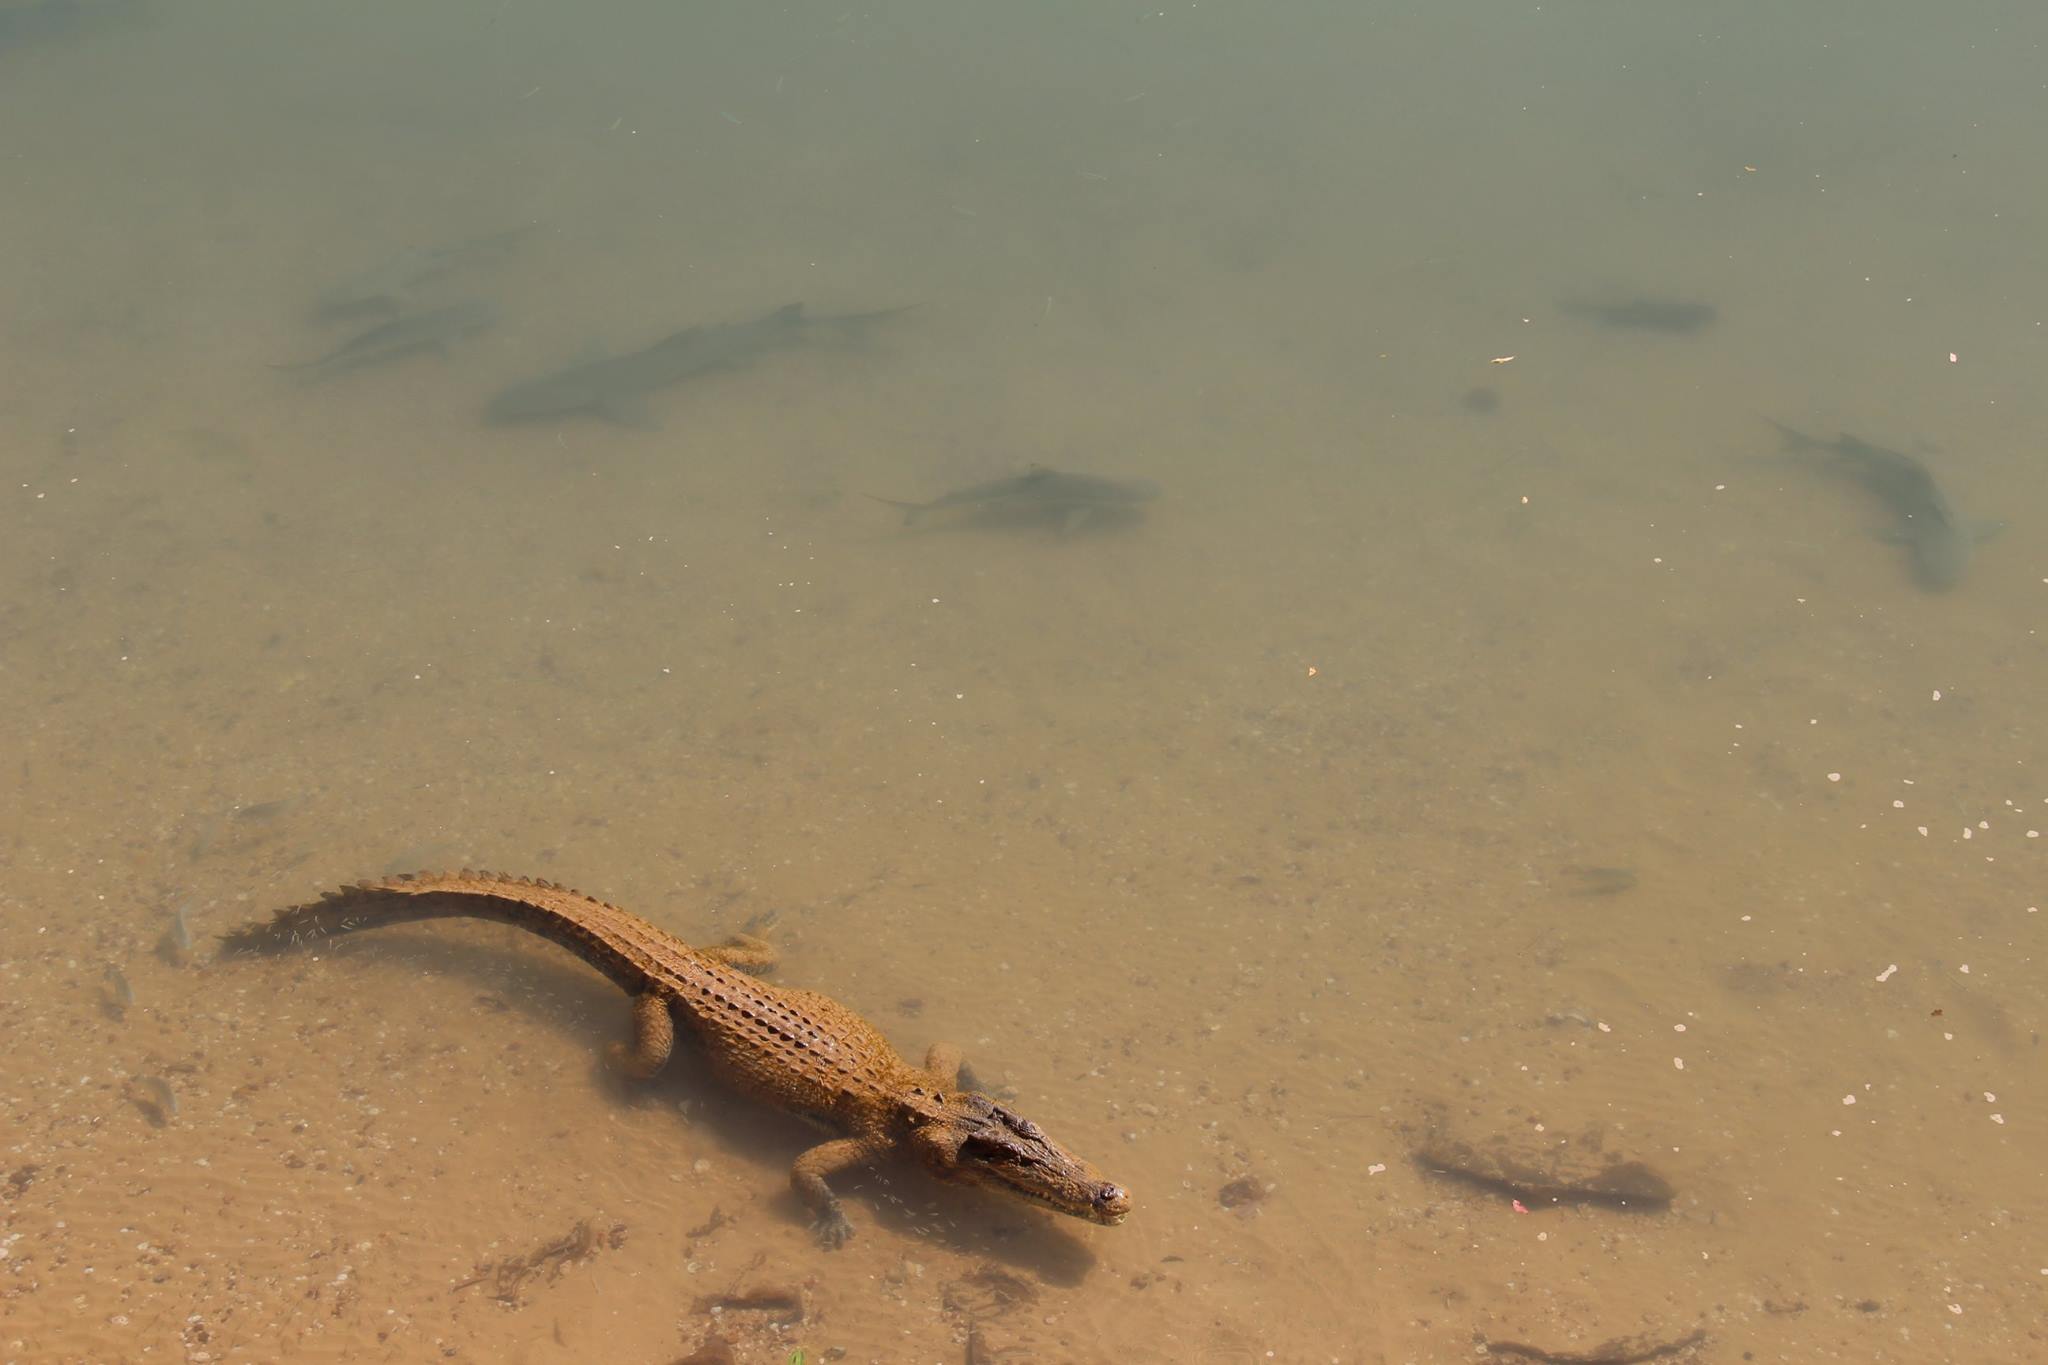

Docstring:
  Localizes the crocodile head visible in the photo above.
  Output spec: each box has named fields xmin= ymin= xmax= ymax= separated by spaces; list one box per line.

xmin=905 ymin=1089 xmax=1131 ymax=1226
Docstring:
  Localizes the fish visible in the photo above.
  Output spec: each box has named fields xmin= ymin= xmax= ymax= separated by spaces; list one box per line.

xmin=1561 ymin=297 xmax=1718 ymax=334
xmin=1766 ymin=420 xmax=2001 ymax=591
xmin=189 ymin=796 xmax=300 ymax=860
xmin=869 ymin=465 xmax=1161 ymax=534
xmin=132 ymin=1075 xmax=178 ymax=1125
xmin=273 ymin=299 xmax=498 ymax=378
xmin=1560 ymin=865 xmax=1637 ymax=896
xmin=484 ymin=301 xmax=908 ymax=428
xmin=314 ymin=226 xmax=529 ymax=319
xmin=155 ymin=902 xmax=194 ymax=964
xmin=102 ymin=963 xmax=133 ymax=1016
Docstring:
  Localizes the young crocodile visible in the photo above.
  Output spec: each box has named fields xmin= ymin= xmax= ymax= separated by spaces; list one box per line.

xmin=222 ymin=870 xmax=1131 ymax=1247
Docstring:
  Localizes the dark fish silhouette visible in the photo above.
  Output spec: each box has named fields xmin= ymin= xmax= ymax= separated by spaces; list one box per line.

xmin=273 ymin=300 xmax=498 ymax=378
xmin=485 ymin=302 xmax=908 ymax=428
xmin=1766 ymin=420 xmax=2000 ymax=591
xmin=870 ymin=466 xmax=1160 ymax=534
xmin=1561 ymin=298 xmax=1718 ymax=334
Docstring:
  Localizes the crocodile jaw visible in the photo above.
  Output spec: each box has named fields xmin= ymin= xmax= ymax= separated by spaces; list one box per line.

xmin=909 ymin=1093 xmax=1131 ymax=1226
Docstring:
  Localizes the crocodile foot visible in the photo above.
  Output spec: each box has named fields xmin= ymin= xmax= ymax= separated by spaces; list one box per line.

xmin=810 ymin=1203 xmax=854 ymax=1250
xmin=957 ymin=1061 xmax=1018 ymax=1102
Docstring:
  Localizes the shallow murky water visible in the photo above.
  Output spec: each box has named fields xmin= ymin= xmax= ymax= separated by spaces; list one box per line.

xmin=4 ymin=4 xmax=2044 ymax=1362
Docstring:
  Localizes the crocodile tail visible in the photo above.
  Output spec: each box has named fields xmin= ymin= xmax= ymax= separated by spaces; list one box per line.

xmin=218 ymin=869 xmax=660 ymax=991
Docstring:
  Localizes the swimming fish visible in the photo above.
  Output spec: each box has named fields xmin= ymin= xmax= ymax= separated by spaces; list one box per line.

xmin=485 ymin=302 xmax=909 ymax=428
xmin=1767 ymin=420 xmax=2000 ymax=591
xmin=1561 ymin=297 xmax=1718 ymax=334
xmin=274 ymin=300 xmax=498 ymax=378
xmin=870 ymin=466 xmax=1160 ymax=534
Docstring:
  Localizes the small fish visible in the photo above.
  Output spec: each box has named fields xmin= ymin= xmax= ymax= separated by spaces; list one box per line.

xmin=1766 ymin=420 xmax=2001 ymax=591
xmin=191 ymin=798 xmax=299 ymax=861
xmin=102 ymin=963 xmax=134 ymax=1015
xmin=156 ymin=902 xmax=194 ymax=964
xmin=274 ymin=300 xmax=498 ymax=378
xmin=485 ymin=302 xmax=909 ymax=428
xmin=869 ymin=466 xmax=1160 ymax=534
xmin=1561 ymin=297 xmax=1718 ymax=334
xmin=132 ymin=1074 xmax=178 ymax=1125
xmin=1560 ymin=865 xmax=1637 ymax=896
xmin=314 ymin=225 xmax=530 ymax=319
xmin=232 ymin=798 xmax=297 ymax=824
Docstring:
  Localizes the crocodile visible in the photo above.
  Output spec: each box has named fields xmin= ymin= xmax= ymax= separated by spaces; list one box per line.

xmin=221 ymin=870 xmax=1130 ymax=1247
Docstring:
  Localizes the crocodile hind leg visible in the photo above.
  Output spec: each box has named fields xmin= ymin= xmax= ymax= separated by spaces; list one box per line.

xmin=791 ymin=1134 xmax=887 ymax=1248
xmin=604 ymin=991 xmax=675 ymax=1080
xmin=696 ymin=932 xmax=778 ymax=974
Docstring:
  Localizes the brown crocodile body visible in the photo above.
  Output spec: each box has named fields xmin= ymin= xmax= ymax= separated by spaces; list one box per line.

xmin=222 ymin=870 xmax=1130 ymax=1245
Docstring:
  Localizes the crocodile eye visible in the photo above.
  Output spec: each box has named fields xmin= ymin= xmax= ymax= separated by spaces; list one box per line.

xmin=961 ymin=1136 xmax=1021 ymax=1166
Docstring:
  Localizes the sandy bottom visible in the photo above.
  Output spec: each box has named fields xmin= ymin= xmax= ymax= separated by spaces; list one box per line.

xmin=6 ymin=369 xmax=2042 ymax=1363
xmin=4 ymin=6 xmax=2046 ymax=1364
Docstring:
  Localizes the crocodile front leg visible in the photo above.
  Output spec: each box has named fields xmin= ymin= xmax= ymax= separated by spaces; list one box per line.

xmin=696 ymin=932 xmax=778 ymax=974
xmin=604 ymin=991 xmax=675 ymax=1080
xmin=792 ymin=1133 xmax=888 ymax=1248
xmin=923 ymin=1042 xmax=963 ymax=1083
xmin=924 ymin=1042 xmax=1007 ymax=1098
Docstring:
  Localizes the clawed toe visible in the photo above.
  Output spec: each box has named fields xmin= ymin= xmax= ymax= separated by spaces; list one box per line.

xmin=957 ymin=1062 xmax=1018 ymax=1101
xmin=811 ymin=1205 xmax=854 ymax=1249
